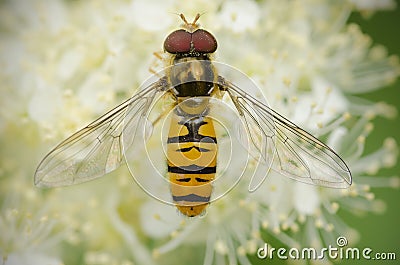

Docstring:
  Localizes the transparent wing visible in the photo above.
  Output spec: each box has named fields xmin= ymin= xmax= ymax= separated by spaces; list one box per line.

xmin=220 ymin=77 xmax=352 ymax=189
xmin=34 ymin=78 xmax=168 ymax=187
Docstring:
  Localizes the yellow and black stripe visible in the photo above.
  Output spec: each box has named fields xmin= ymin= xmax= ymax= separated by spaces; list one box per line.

xmin=167 ymin=107 xmax=217 ymax=217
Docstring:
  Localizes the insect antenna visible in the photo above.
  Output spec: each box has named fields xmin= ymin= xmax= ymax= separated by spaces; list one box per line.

xmin=178 ymin=13 xmax=201 ymax=31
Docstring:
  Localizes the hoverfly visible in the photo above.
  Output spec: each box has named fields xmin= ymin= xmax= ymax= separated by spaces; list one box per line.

xmin=34 ymin=14 xmax=352 ymax=217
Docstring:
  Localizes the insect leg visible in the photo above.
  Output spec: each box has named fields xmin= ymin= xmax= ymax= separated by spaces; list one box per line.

xmin=149 ymin=51 xmax=167 ymax=76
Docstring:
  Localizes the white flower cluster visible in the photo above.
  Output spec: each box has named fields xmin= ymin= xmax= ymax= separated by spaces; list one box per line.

xmin=0 ymin=0 xmax=398 ymax=265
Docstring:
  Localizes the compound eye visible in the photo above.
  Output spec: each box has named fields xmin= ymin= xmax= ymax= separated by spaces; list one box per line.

xmin=192 ymin=29 xmax=217 ymax=53
xmin=164 ymin=29 xmax=192 ymax=54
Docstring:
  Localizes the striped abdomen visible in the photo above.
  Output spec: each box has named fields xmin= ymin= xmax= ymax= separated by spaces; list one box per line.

xmin=167 ymin=108 xmax=217 ymax=217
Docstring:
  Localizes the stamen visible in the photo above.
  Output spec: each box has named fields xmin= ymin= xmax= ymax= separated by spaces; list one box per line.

xmin=203 ymin=231 xmax=216 ymax=265
xmin=156 ymin=219 xmax=200 ymax=255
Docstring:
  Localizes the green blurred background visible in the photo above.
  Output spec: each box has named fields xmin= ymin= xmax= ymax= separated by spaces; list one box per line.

xmin=348 ymin=1 xmax=400 ymax=260
xmin=251 ymin=2 xmax=400 ymax=265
